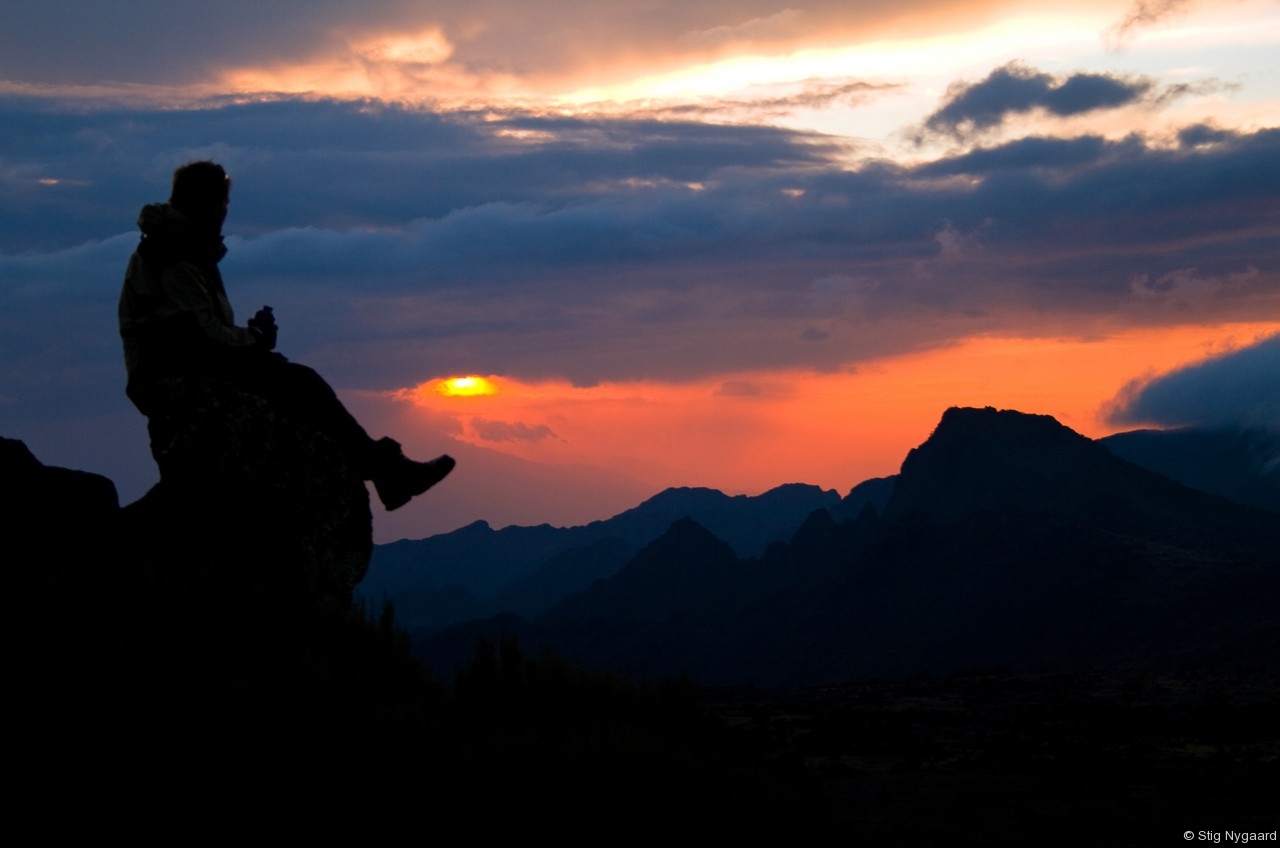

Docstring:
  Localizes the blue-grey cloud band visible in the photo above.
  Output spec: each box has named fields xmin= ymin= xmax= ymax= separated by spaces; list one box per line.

xmin=2 ymin=96 xmax=1277 ymax=404
xmin=1106 ymin=334 xmax=1280 ymax=432
xmin=918 ymin=61 xmax=1227 ymax=141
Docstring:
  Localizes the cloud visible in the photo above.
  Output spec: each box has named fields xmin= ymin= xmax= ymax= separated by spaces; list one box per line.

xmin=920 ymin=62 xmax=1169 ymax=140
xmin=916 ymin=134 xmax=1127 ymax=176
xmin=1104 ymin=0 xmax=1200 ymax=48
xmin=715 ymin=381 xmax=761 ymax=397
xmin=0 ymin=96 xmax=844 ymax=252
xmin=2 ymin=97 xmax=1278 ymax=397
xmin=1151 ymin=78 xmax=1238 ymax=107
xmin=1106 ymin=333 xmax=1280 ymax=431
xmin=680 ymin=8 xmax=808 ymax=47
xmin=0 ymin=2 xmax=987 ymax=95
xmin=1128 ymin=265 xmax=1263 ymax=306
xmin=646 ymin=79 xmax=902 ymax=123
xmin=470 ymin=418 xmax=557 ymax=442
xmin=800 ymin=327 xmax=830 ymax=342
xmin=1177 ymin=122 xmax=1238 ymax=149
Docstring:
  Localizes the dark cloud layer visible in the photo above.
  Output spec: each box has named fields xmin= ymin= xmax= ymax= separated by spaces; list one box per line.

xmin=0 ymin=96 xmax=842 ymax=252
xmin=1107 ymin=334 xmax=1280 ymax=431
xmin=2 ymin=96 xmax=1278 ymax=437
xmin=922 ymin=62 xmax=1154 ymax=139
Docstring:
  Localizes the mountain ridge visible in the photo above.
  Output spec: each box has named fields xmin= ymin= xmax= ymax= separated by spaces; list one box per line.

xmin=358 ymin=480 xmax=846 ymax=628
xmin=410 ymin=407 xmax=1280 ymax=685
xmin=366 ymin=410 xmax=1273 ymax=635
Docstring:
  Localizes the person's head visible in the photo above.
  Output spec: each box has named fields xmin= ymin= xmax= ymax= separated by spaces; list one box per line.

xmin=169 ymin=161 xmax=231 ymax=231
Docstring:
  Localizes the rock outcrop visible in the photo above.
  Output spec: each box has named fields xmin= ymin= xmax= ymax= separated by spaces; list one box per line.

xmin=5 ymin=377 xmax=373 ymax=609
xmin=129 ymin=376 xmax=373 ymax=606
xmin=2 ymin=435 xmax=119 ymax=579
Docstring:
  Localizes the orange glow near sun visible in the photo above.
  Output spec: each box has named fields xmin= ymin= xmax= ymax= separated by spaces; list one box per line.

xmin=388 ymin=322 xmax=1279 ymax=501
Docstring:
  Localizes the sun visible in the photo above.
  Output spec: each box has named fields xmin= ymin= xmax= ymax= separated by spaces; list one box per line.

xmin=437 ymin=375 xmax=497 ymax=397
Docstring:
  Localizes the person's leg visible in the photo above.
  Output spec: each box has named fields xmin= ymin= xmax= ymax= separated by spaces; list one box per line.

xmin=254 ymin=360 xmax=375 ymax=472
xmin=239 ymin=358 xmax=455 ymax=508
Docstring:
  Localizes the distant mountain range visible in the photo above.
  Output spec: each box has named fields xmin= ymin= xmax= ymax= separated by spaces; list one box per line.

xmin=359 ymin=481 xmax=891 ymax=629
xmin=381 ymin=409 xmax=1278 ymax=685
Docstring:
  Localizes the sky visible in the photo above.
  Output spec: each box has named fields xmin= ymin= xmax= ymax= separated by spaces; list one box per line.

xmin=2 ymin=0 xmax=1277 ymax=541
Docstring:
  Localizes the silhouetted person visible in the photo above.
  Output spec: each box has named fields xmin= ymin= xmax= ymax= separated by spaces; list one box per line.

xmin=120 ymin=161 xmax=453 ymax=510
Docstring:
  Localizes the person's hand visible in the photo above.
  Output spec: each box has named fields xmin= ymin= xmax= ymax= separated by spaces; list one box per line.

xmin=248 ymin=305 xmax=277 ymax=350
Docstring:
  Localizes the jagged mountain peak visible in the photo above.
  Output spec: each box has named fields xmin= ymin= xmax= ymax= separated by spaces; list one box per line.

xmin=548 ymin=517 xmax=740 ymax=623
xmin=636 ymin=515 xmax=734 ymax=554
xmin=888 ymin=407 xmax=1128 ymax=522
xmin=884 ymin=407 xmax=1278 ymax=553
xmin=628 ymin=486 xmax=736 ymax=512
xmin=918 ymin=406 xmax=1099 ymax=458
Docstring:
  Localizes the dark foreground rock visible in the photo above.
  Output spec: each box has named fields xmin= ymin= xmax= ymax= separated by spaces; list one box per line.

xmin=6 ymin=430 xmax=819 ymax=835
xmin=136 ymin=376 xmax=372 ymax=605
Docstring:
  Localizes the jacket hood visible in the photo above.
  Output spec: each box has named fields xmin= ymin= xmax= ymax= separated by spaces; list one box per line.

xmin=138 ymin=202 xmax=193 ymax=237
xmin=136 ymin=202 xmax=226 ymax=265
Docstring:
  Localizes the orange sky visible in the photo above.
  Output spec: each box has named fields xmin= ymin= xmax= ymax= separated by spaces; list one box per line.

xmin=380 ymin=321 xmax=1279 ymax=508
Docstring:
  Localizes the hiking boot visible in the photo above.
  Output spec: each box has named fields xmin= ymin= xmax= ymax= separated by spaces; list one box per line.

xmin=372 ymin=449 xmax=456 ymax=511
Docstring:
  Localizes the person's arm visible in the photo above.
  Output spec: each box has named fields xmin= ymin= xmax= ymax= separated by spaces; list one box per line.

xmin=158 ymin=263 xmax=259 ymax=349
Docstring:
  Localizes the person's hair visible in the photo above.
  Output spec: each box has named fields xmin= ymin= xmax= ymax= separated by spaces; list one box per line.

xmin=169 ymin=161 xmax=231 ymax=225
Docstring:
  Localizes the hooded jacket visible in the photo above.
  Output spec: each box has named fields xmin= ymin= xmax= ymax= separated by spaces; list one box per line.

xmin=119 ymin=203 xmax=259 ymax=399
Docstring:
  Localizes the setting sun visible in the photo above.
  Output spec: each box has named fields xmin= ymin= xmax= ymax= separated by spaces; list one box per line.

xmin=437 ymin=376 xmax=498 ymax=397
